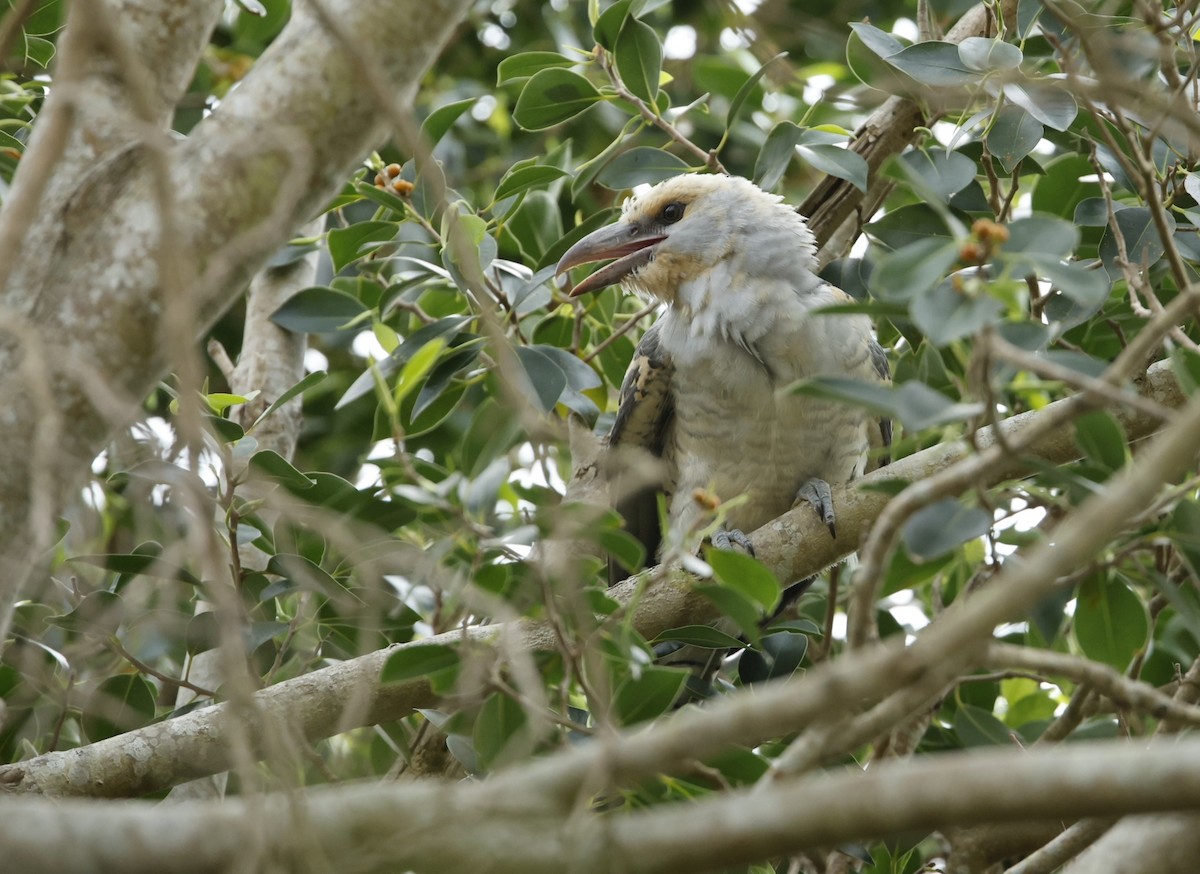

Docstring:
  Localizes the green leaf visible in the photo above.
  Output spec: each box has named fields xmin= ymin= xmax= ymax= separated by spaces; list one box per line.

xmin=1020 ymin=255 xmax=1110 ymax=308
xmin=866 ymin=203 xmax=956 ymax=250
xmin=419 ymin=97 xmax=476 ymax=147
xmin=902 ymin=498 xmax=991 ymax=561
xmin=593 ymin=0 xmax=632 ymax=49
xmin=790 ymin=376 xmax=983 ymax=432
xmin=1074 ymin=411 xmax=1128 ymax=473
xmin=69 ymin=549 xmax=202 ymax=586
xmin=738 ymin=631 xmax=808 ymax=684
xmin=869 ymin=237 xmax=960 ymax=301
xmin=381 ymin=644 xmax=460 ymax=684
xmin=1032 ymin=154 xmax=1099 ymax=221
xmin=958 ymin=37 xmax=1022 ymax=72
xmin=597 ymin=527 xmax=646 ymax=573
xmin=326 ymin=221 xmax=398 ymax=274
xmin=270 ymin=287 xmax=368 ymax=335
xmin=886 ymin=41 xmax=979 ymax=87
xmin=953 ymin=703 xmax=1013 ymax=747
xmin=497 ymin=51 xmax=573 ymax=85
xmin=694 ymin=584 xmax=764 ymax=648
xmin=653 ymin=625 xmax=745 ymax=649
xmin=1003 ymin=215 xmax=1079 ymax=257
xmin=493 ymin=164 xmax=570 ymax=202
xmin=596 ymin=147 xmax=690 ymax=189
xmin=754 ymin=121 xmax=804 ymax=190
xmin=1100 ymin=206 xmax=1174 ymax=273
xmin=513 ymin=69 xmax=602 ymax=131
xmin=514 ymin=345 xmax=567 ymax=411
xmin=1002 ymin=80 xmax=1077 ymax=131
xmin=81 ymin=674 xmax=157 ymax=742
xmin=1074 ymin=572 xmax=1148 ymax=670
xmin=706 ymin=548 xmax=781 ymax=613
xmin=337 ymin=316 xmax=472 ymax=408
xmin=726 ymin=52 xmax=786 ymax=131
xmin=267 ymin=553 xmax=342 ymax=596
xmin=614 ymin=666 xmax=688 ymax=725
xmin=252 ymin=371 xmax=327 ymax=428
xmin=848 ymin=22 xmax=906 ymax=59
xmin=898 ymin=149 xmax=977 ymax=202
xmin=248 ymin=450 xmax=315 ymax=490
xmin=797 ymin=143 xmax=867 ymax=192
xmin=394 ymin=337 xmax=445 ymax=406
xmin=615 ymin=17 xmax=661 ymax=103
xmin=473 ymin=692 xmax=529 ymax=769
xmin=911 ymin=280 xmax=1005 ymax=346
xmin=986 ymin=105 xmax=1043 ymax=174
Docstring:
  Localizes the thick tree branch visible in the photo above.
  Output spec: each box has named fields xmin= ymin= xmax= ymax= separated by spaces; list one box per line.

xmin=0 ymin=0 xmax=471 ymax=643
xmin=8 ymin=738 xmax=1200 ymax=873
xmin=0 ymin=358 xmax=1186 ymax=799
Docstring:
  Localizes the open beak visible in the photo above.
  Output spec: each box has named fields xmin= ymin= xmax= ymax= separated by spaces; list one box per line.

xmin=555 ymin=222 xmax=666 ymax=297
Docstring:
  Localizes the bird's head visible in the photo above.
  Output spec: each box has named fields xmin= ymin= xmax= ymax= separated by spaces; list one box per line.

xmin=555 ymin=174 xmax=815 ymax=305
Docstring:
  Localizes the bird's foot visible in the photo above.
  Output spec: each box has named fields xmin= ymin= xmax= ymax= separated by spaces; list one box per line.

xmin=795 ymin=477 xmax=837 ymax=538
xmin=711 ymin=526 xmax=755 ymax=556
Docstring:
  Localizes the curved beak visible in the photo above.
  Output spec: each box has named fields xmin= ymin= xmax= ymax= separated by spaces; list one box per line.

xmin=555 ymin=222 xmax=666 ymax=297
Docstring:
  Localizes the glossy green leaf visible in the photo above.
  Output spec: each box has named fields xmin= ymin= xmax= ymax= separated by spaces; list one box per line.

xmin=902 ymin=498 xmax=991 ymax=560
xmin=326 ymin=222 xmax=398 ymax=274
xmin=614 ymin=666 xmax=688 ymax=725
xmin=958 ymin=37 xmax=1022 ymax=72
xmin=1074 ymin=411 xmax=1128 ymax=473
xmin=252 ymin=371 xmax=327 ymax=428
xmin=886 ymin=41 xmax=979 ymax=87
xmin=419 ymin=97 xmax=476 ymax=147
xmin=953 ymin=703 xmax=1012 ymax=747
xmin=866 ymin=203 xmax=955 ymax=249
xmin=597 ymin=527 xmax=646 ymax=573
xmin=790 ymin=376 xmax=982 ymax=432
xmin=514 ymin=345 xmax=567 ymax=411
xmin=1002 ymin=80 xmax=1077 ymax=131
xmin=911 ymin=279 xmax=1005 ymax=346
xmin=1100 ymin=206 xmax=1174 ymax=273
xmin=381 ymin=644 xmax=460 ymax=684
xmin=738 ymin=631 xmax=808 ymax=684
xmin=337 ymin=316 xmax=472 ymax=408
xmin=1003 ymin=215 xmax=1079 ymax=258
xmin=694 ymin=584 xmax=764 ymax=648
xmin=898 ymin=149 xmax=976 ymax=202
xmin=497 ymin=51 xmax=574 ymax=85
xmin=726 ymin=51 xmax=786 ymax=131
xmin=513 ymin=69 xmax=602 ymax=130
xmin=1074 ymin=573 xmax=1148 ymax=670
xmin=596 ymin=147 xmax=690 ymax=189
xmin=248 ymin=450 xmax=315 ymax=490
xmin=986 ymin=105 xmax=1043 ymax=174
xmin=653 ymin=625 xmax=745 ymax=649
xmin=870 ymin=237 xmax=960 ymax=301
xmin=797 ymin=143 xmax=867 ymax=192
xmin=493 ymin=164 xmax=570 ymax=202
xmin=615 ymin=17 xmax=661 ymax=103
xmin=706 ymin=548 xmax=781 ymax=613
xmin=474 ymin=692 xmax=529 ymax=769
xmin=270 ymin=287 xmax=369 ymax=334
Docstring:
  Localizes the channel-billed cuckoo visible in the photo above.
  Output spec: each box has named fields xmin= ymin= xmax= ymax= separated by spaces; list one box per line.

xmin=557 ymin=174 xmax=890 ymax=595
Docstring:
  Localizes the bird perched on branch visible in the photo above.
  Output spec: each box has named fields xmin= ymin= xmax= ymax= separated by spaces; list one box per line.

xmin=556 ymin=173 xmax=890 ymax=582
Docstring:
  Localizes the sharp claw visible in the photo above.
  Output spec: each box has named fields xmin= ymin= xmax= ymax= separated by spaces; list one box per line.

xmin=796 ymin=478 xmax=837 ymax=539
xmin=712 ymin=527 xmax=755 ymax=556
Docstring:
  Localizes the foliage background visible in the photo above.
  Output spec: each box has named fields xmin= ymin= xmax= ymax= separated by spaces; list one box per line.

xmin=3 ymin=0 xmax=1200 ymax=872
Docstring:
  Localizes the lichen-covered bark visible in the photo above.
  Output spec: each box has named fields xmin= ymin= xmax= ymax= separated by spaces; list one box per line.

xmin=0 ymin=0 xmax=472 ymax=640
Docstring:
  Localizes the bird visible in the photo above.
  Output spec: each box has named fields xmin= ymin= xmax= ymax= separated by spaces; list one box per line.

xmin=556 ymin=173 xmax=891 ymax=587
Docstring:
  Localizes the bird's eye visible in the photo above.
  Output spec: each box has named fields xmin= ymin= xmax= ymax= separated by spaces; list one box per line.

xmin=660 ymin=202 xmax=685 ymax=224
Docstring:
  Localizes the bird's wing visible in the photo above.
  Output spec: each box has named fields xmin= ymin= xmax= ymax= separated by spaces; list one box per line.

xmin=607 ymin=320 xmax=675 ymax=580
xmin=828 ymin=285 xmax=891 ymax=473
